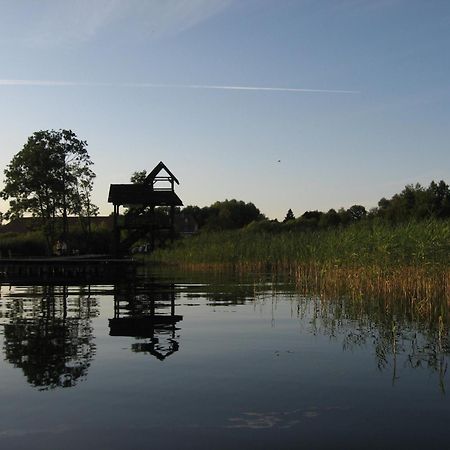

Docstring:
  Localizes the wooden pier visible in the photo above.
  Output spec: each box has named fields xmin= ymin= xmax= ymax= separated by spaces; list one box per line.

xmin=0 ymin=255 xmax=138 ymax=285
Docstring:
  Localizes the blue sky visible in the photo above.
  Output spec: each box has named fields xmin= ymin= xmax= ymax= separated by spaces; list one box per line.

xmin=0 ymin=0 xmax=449 ymax=219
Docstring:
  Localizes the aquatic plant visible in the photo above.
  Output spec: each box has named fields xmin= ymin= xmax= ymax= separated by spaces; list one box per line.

xmin=152 ymin=219 xmax=449 ymax=267
xmin=150 ymin=219 xmax=450 ymax=302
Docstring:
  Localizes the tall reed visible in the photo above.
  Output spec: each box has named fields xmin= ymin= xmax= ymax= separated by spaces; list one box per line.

xmin=152 ymin=219 xmax=450 ymax=268
xmin=150 ymin=219 xmax=450 ymax=302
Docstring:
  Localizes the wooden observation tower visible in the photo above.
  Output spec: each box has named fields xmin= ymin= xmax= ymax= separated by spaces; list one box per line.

xmin=108 ymin=162 xmax=183 ymax=256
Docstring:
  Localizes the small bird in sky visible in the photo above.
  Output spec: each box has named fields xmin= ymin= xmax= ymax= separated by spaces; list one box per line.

xmin=277 ymin=159 xmax=281 ymax=163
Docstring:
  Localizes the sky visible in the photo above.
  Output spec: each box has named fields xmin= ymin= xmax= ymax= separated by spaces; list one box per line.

xmin=0 ymin=0 xmax=449 ymax=220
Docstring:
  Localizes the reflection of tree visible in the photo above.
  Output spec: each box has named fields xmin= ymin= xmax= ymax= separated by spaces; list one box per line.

xmin=300 ymin=293 xmax=450 ymax=392
xmin=1 ymin=286 xmax=97 ymax=390
xmin=109 ymin=281 xmax=182 ymax=361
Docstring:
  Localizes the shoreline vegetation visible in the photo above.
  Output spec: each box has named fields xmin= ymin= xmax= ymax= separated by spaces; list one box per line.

xmin=148 ymin=180 xmax=450 ymax=303
xmin=149 ymin=219 xmax=450 ymax=303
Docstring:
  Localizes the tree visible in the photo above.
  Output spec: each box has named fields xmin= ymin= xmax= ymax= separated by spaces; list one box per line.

xmin=283 ymin=208 xmax=295 ymax=223
xmin=427 ymin=180 xmax=450 ymax=218
xmin=204 ymin=200 xmax=264 ymax=230
xmin=130 ymin=170 xmax=148 ymax=185
xmin=298 ymin=210 xmax=323 ymax=230
xmin=319 ymin=208 xmax=341 ymax=228
xmin=347 ymin=204 xmax=367 ymax=221
xmin=374 ymin=181 xmax=450 ymax=223
xmin=1 ymin=130 xmax=97 ymax=252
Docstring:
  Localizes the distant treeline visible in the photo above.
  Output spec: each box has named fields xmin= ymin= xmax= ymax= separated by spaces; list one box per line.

xmin=181 ymin=180 xmax=450 ymax=232
xmin=182 ymin=200 xmax=264 ymax=231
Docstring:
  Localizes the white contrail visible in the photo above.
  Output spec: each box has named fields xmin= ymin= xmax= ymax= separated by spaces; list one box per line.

xmin=138 ymin=83 xmax=360 ymax=94
xmin=0 ymin=79 xmax=360 ymax=94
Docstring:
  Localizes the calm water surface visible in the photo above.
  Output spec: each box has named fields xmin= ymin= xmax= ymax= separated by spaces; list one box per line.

xmin=0 ymin=270 xmax=449 ymax=449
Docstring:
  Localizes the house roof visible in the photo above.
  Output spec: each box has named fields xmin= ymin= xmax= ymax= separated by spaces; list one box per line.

xmin=107 ymin=184 xmax=183 ymax=206
xmin=0 ymin=218 xmax=40 ymax=234
xmin=0 ymin=216 xmax=114 ymax=234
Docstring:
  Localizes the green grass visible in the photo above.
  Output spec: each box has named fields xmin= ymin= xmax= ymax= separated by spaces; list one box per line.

xmin=151 ymin=219 xmax=450 ymax=270
xmin=150 ymin=219 xmax=450 ymax=302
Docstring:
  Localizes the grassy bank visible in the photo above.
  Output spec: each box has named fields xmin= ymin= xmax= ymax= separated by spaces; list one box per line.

xmin=150 ymin=219 xmax=450 ymax=301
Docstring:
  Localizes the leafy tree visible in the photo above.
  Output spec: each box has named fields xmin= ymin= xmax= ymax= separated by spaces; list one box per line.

xmin=319 ymin=208 xmax=341 ymax=228
xmin=298 ymin=210 xmax=323 ymax=230
xmin=337 ymin=207 xmax=352 ymax=226
xmin=375 ymin=181 xmax=450 ymax=223
xmin=1 ymin=130 xmax=96 ymax=252
xmin=130 ymin=170 xmax=148 ymax=185
xmin=347 ymin=204 xmax=367 ymax=221
xmin=427 ymin=180 xmax=450 ymax=218
xmin=182 ymin=205 xmax=208 ymax=228
xmin=204 ymin=200 xmax=264 ymax=230
xmin=181 ymin=200 xmax=264 ymax=231
xmin=74 ymin=174 xmax=99 ymax=234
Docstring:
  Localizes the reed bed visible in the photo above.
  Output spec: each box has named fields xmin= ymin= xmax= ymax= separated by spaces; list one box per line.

xmin=151 ymin=219 xmax=450 ymax=303
xmin=293 ymin=263 xmax=450 ymax=304
xmin=154 ymin=219 xmax=450 ymax=267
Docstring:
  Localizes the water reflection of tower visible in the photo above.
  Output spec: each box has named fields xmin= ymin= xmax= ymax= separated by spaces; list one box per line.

xmin=109 ymin=282 xmax=182 ymax=360
xmin=0 ymin=285 xmax=97 ymax=390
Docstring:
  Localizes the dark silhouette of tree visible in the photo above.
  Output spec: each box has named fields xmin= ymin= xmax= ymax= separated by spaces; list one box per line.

xmin=1 ymin=130 xmax=97 ymax=253
xmin=301 ymin=210 xmax=322 ymax=221
xmin=181 ymin=205 xmax=204 ymax=228
xmin=298 ymin=210 xmax=323 ymax=230
xmin=130 ymin=170 xmax=148 ymax=184
xmin=319 ymin=209 xmax=341 ymax=228
xmin=347 ymin=204 xmax=367 ymax=221
xmin=337 ymin=207 xmax=352 ymax=226
xmin=283 ymin=208 xmax=295 ymax=222
xmin=182 ymin=200 xmax=264 ymax=231
xmin=376 ymin=181 xmax=450 ymax=223
xmin=428 ymin=180 xmax=450 ymax=218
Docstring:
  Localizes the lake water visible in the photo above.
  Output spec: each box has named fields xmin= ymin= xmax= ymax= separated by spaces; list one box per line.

xmin=0 ymin=270 xmax=449 ymax=449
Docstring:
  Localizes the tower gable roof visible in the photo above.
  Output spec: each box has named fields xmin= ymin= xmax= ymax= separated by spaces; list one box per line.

xmin=145 ymin=161 xmax=179 ymax=185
